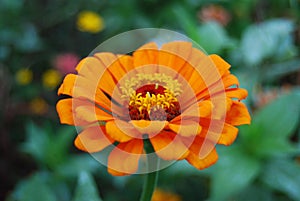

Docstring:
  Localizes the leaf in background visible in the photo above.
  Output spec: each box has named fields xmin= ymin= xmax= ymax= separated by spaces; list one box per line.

xmin=172 ymin=4 xmax=201 ymax=44
xmin=55 ymin=155 xmax=100 ymax=178
xmin=209 ymin=146 xmax=261 ymax=201
xmin=261 ymin=160 xmax=300 ymax=201
xmin=240 ymin=19 xmax=295 ymax=66
xmin=72 ymin=171 xmax=103 ymax=201
xmin=235 ymin=185 xmax=274 ymax=201
xmin=10 ymin=172 xmax=57 ymax=201
xmin=21 ymin=122 xmax=76 ymax=168
xmin=172 ymin=4 xmax=232 ymax=54
xmin=252 ymin=91 xmax=300 ymax=139
xmin=197 ymin=21 xmax=231 ymax=54
xmin=44 ymin=125 xmax=75 ymax=168
xmin=21 ymin=121 xmax=49 ymax=164
xmin=240 ymin=91 xmax=300 ymax=140
xmin=240 ymin=91 xmax=300 ymax=158
xmin=253 ymin=138 xmax=299 ymax=158
xmin=263 ymin=59 xmax=300 ymax=81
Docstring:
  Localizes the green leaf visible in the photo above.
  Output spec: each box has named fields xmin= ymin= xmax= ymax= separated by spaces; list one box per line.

xmin=210 ymin=146 xmax=261 ymax=201
xmin=235 ymin=185 xmax=274 ymax=201
xmin=261 ymin=160 xmax=300 ymax=201
xmin=72 ymin=171 xmax=102 ymax=201
xmin=240 ymin=91 xmax=300 ymax=158
xmin=253 ymin=138 xmax=299 ymax=157
xmin=172 ymin=4 xmax=232 ymax=54
xmin=21 ymin=121 xmax=49 ymax=163
xmin=11 ymin=172 xmax=57 ymax=201
xmin=56 ymin=155 xmax=99 ymax=178
xmin=44 ymin=126 xmax=75 ymax=168
xmin=197 ymin=21 xmax=231 ymax=54
xmin=252 ymin=92 xmax=300 ymax=139
xmin=241 ymin=19 xmax=295 ymax=65
xmin=172 ymin=4 xmax=201 ymax=44
xmin=241 ymin=91 xmax=300 ymax=141
xmin=263 ymin=59 xmax=300 ymax=81
xmin=21 ymin=122 xmax=75 ymax=168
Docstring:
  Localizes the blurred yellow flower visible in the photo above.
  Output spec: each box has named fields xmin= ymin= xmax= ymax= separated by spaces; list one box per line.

xmin=30 ymin=97 xmax=48 ymax=115
xmin=42 ymin=69 xmax=62 ymax=89
xmin=15 ymin=68 xmax=33 ymax=85
xmin=76 ymin=11 xmax=104 ymax=33
xmin=151 ymin=189 xmax=182 ymax=201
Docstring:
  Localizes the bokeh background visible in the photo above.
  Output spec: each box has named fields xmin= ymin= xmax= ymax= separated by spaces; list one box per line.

xmin=1 ymin=0 xmax=300 ymax=201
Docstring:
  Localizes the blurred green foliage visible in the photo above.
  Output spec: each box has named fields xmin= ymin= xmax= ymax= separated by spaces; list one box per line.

xmin=1 ymin=0 xmax=300 ymax=201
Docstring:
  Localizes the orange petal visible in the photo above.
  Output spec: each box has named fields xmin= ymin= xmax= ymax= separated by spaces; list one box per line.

xmin=75 ymin=103 xmax=114 ymax=122
xmin=194 ymin=73 xmax=238 ymax=101
xmin=168 ymin=120 xmax=202 ymax=137
xmin=56 ymin=99 xmax=89 ymax=126
xmin=180 ymin=100 xmax=214 ymax=120
xmin=226 ymin=101 xmax=251 ymax=125
xmin=184 ymin=48 xmax=220 ymax=94
xmin=172 ymin=100 xmax=213 ymax=122
xmin=107 ymin=139 xmax=143 ymax=176
xmin=76 ymin=57 xmax=104 ymax=82
xmin=64 ymin=70 xmax=112 ymax=112
xmin=73 ymin=88 xmax=112 ymax=112
xmin=74 ymin=126 xmax=114 ymax=153
xmin=56 ymin=99 xmax=75 ymax=125
xmin=159 ymin=41 xmax=193 ymax=72
xmin=226 ymin=88 xmax=248 ymax=100
xmin=208 ymin=95 xmax=231 ymax=120
xmin=222 ymin=74 xmax=239 ymax=88
xmin=133 ymin=42 xmax=159 ymax=73
xmin=197 ymin=118 xmax=238 ymax=146
xmin=130 ymin=120 xmax=168 ymax=137
xmin=185 ymin=136 xmax=218 ymax=170
xmin=218 ymin=123 xmax=239 ymax=145
xmin=94 ymin=53 xmax=127 ymax=82
xmin=209 ymin=54 xmax=231 ymax=77
xmin=150 ymin=131 xmax=189 ymax=160
xmin=93 ymin=53 xmax=127 ymax=102
xmin=57 ymin=98 xmax=107 ymax=126
xmin=77 ymin=56 xmax=118 ymax=98
xmin=117 ymin=54 xmax=135 ymax=73
xmin=69 ymin=72 xmax=123 ymax=117
xmin=105 ymin=120 xmax=135 ymax=142
xmin=98 ymin=70 xmax=118 ymax=97
xmin=57 ymin=74 xmax=76 ymax=96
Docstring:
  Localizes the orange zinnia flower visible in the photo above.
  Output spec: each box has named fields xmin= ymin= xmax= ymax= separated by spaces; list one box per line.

xmin=56 ymin=41 xmax=250 ymax=176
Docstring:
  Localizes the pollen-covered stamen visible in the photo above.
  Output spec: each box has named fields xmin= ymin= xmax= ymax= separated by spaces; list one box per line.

xmin=136 ymin=84 xmax=165 ymax=97
xmin=120 ymin=73 xmax=182 ymax=121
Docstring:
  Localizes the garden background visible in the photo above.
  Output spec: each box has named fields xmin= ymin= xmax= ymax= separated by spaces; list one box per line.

xmin=1 ymin=0 xmax=300 ymax=200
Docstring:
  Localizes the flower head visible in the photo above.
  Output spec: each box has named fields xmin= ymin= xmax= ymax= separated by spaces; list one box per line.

xmin=56 ymin=41 xmax=250 ymax=176
xmin=76 ymin=11 xmax=104 ymax=33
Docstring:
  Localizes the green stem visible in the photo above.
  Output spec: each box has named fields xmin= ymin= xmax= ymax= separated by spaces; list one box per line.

xmin=139 ymin=140 xmax=159 ymax=201
xmin=139 ymin=169 xmax=159 ymax=201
